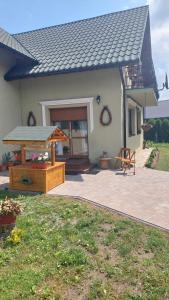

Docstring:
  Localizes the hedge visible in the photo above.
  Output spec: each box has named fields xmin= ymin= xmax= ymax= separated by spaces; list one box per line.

xmin=144 ymin=118 xmax=169 ymax=142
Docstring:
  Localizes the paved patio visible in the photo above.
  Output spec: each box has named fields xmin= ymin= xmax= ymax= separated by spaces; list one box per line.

xmin=1 ymin=148 xmax=169 ymax=231
xmin=49 ymin=167 xmax=169 ymax=231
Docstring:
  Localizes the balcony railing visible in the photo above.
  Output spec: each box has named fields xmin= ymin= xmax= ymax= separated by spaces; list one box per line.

xmin=123 ymin=65 xmax=144 ymax=89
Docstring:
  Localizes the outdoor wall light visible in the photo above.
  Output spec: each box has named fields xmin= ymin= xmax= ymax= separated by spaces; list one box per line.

xmin=96 ymin=95 xmax=101 ymax=105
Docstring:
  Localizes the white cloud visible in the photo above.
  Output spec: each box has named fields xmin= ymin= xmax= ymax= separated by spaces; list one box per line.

xmin=147 ymin=0 xmax=169 ymax=99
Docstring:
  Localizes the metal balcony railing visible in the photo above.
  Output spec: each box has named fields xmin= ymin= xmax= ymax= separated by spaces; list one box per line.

xmin=123 ymin=65 xmax=144 ymax=89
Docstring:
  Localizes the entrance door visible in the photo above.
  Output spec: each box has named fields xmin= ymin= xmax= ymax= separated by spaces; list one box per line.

xmin=50 ymin=107 xmax=88 ymax=158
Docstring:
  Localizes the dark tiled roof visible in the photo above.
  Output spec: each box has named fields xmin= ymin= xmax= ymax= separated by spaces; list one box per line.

xmin=3 ymin=126 xmax=57 ymax=141
xmin=145 ymin=100 xmax=169 ymax=119
xmin=6 ymin=5 xmax=149 ymax=80
xmin=0 ymin=27 xmax=37 ymax=62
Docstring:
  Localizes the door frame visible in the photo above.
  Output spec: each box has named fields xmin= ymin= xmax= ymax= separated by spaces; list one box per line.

xmin=40 ymin=97 xmax=94 ymax=134
xmin=51 ymin=119 xmax=89 ymax=158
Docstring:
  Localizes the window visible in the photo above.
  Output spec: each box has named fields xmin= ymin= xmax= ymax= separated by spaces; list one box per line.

xmin=137 ymin=108 xmax=141 ymax=134
xmin=128 ymin=108 xmax=135 ymax=137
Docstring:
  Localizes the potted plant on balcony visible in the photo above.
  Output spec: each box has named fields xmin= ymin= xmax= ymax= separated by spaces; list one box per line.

xmin=31 ymin=152 xmax=49 ymax=169
xmin=0 ymin=197 xmax=23 ymax=226
xmin=141 ymin=123 xmax=153 ymax=132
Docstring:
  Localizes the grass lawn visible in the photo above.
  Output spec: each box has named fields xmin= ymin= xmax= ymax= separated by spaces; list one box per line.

xmin=0 ymin=192 xmax=169 ymax=299
xmin=154 ymin=143 xmax=169 ymax=172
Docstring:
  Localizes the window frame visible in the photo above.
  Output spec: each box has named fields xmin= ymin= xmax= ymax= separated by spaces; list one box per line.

xmin=137 ymin=108 xmax=142 ymax=135
xmin=128 ymin=108 xmax=136 ymax=137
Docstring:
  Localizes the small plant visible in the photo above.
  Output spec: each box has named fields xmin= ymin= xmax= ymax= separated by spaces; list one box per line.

xmin=88 ymin=279 xmax=106 ymax=300
xmin=30 ymin=152 xmax=49 ymax=162
xmin=55 ymin=248 xmax=88 ymax=267
xmin=0 ymin=197 xmax=23 ymax=216
xmin=13 ymin=150 xmax=21 ymax=161
xmin=101 ymin=151 xmax=108 ymax=158
xmin=30 ymin=152 xmax=49 ymax=169
xmin=2 ymin=152 xmax=11 ymax=164
xmin=7 ymin=228 xmax=24 ymax=244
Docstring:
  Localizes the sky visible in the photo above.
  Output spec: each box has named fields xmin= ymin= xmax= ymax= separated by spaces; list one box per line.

xmin=0 ymin=0 xmax=168 ymax=100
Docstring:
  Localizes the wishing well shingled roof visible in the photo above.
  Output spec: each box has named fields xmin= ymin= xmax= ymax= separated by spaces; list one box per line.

xmin=3 ymin=126 xmax=57 ymax=141
xmin=6 ymin=6 xmax=149 ymax=80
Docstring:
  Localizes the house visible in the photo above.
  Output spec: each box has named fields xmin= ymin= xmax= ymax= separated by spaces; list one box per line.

xmin=0 ymin=5 xmax=158 ymax=171
xmin=145 ymin=100 xmax=169 ymax=120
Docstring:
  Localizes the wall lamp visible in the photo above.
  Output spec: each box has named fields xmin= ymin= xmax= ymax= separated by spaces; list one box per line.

xmin=96 ymin=95 xmax=101 ymax=105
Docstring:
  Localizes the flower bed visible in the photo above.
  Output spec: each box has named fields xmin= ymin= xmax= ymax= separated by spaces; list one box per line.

xmin=30 ymin=152 xmax=49 ymax=169
xmin=145 ymin=148 xmax=160 ymax=168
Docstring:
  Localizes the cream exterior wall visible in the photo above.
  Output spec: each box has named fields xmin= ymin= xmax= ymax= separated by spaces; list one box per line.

xmin=126 ymin=97 xmax=143 ymax=150
xmin=20 ymin=68 xmax=124 ymax=162
xmin=0 ymin=49 xmax=22 ymax=161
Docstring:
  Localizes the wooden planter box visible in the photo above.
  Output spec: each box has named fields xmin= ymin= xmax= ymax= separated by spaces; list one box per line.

xmin=9 ymin=162 xmax=65 ymax=193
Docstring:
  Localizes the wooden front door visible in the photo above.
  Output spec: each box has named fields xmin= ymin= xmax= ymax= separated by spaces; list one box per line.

xmin=50 ymin=107 xmax=88 ymax=158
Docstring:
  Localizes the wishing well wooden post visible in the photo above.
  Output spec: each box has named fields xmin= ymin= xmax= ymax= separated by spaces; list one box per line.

xmin=51 ymin=142 xmax=55 ymax=166
xmin=21 ymin=145 xmax=26 ymax=165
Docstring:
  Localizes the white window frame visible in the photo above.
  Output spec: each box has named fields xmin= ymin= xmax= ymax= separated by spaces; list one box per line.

xmin=127 ymin=97 xmax=142 ymax=137
xmin=40 ymin=97 xmax=94 ymax=133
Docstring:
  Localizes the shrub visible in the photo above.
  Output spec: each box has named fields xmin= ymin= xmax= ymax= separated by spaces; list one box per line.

xmin=0 ymin=197 xmax=23 ymax=216
xmin=145 ymin=148 xmax=159 ymax=168
xmin=145 ymin=118 xmax=169 ymax=142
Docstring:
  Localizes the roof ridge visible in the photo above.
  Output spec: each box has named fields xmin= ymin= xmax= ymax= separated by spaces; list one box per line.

xmin=13 ymin=5 xmax=149 ymax=36
xmin=137 ymin=7 xmax=149 ymax=61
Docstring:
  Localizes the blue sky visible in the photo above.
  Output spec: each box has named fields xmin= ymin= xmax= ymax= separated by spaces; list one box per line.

xmin=0 ymin=0 xmax=146 ymax=33
xmin=0 ymin=0 xmax=168 ymax=100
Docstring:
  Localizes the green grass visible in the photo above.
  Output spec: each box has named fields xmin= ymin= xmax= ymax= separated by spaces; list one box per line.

xmin=154 ymin=143 xmax=169 ymax=171
xmin=0 ymin=191 xmax=169 ymax=299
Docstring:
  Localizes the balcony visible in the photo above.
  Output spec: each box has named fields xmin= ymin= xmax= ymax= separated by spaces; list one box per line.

xmin=123 ymin=64 xmax=144 ymax=89
xmin=123 ymin=64 xmax=158 ymax=107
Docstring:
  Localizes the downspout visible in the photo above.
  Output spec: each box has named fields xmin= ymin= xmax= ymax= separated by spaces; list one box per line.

xmin=119 ymin=67 xmax=127 ymax=148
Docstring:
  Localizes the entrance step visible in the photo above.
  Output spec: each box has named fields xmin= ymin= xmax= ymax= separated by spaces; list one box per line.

xmin=57 ymin=158 xmax=91 ymax=174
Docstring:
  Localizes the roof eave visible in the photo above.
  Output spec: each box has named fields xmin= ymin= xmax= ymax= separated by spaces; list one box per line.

xmin=126 ymin=87 xmax=158 ymax=107
xmin=5 ymin=58 xmax=140 ymax=81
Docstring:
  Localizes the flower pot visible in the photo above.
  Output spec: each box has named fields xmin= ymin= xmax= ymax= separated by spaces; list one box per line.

xmin=0 ymin=164 xmax=7 ymax=172
xmin=7 ymin=161 xmax=15 ymax=170
xmin=99 ymin=158 xmax=111 ymax=169
xmin=0 ymin=214 xmax=16 ymax=226
xmin=32 ymin=162 xmax=48 ymax=169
